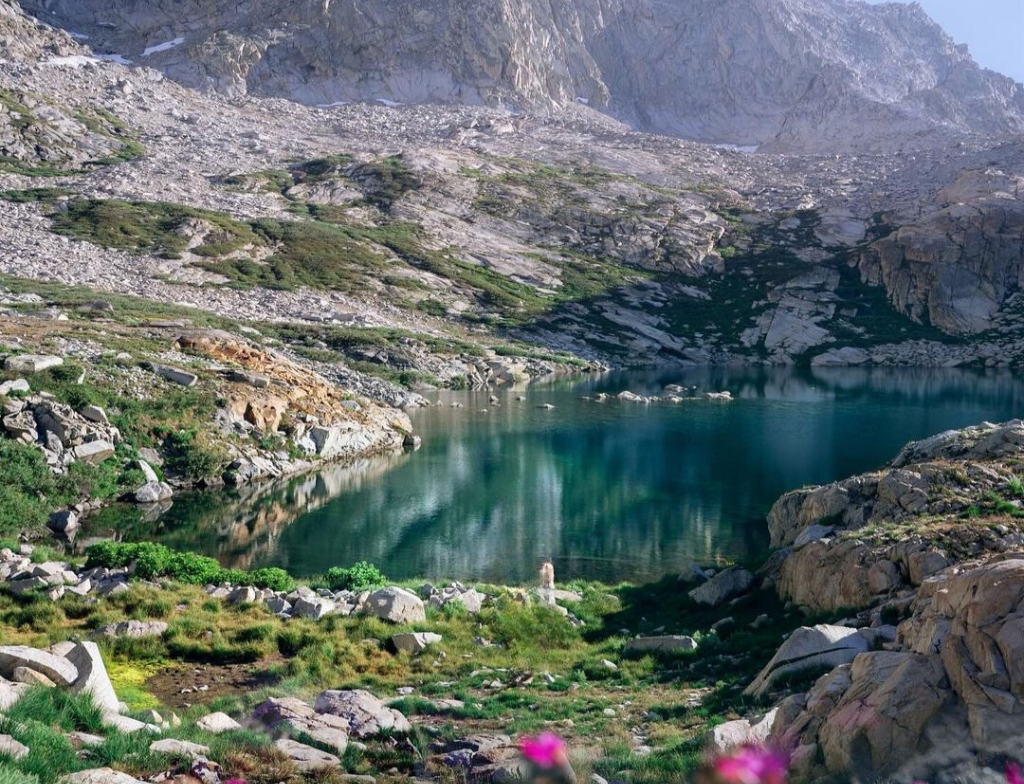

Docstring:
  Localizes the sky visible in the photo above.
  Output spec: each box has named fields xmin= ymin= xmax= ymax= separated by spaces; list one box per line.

xmin=864 ymin=0 xmax=1024 ymax=83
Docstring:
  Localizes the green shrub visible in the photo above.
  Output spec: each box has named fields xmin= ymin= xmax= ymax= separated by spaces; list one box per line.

xmin=158 ymin=429 xmax=226 ymax=480
xmin=322 ymin=561 xmax=387 ymax=591
xmin=84 ymin=543 xmax=295 ymax=590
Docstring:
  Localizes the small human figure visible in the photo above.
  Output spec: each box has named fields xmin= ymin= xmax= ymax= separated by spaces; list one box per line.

xmin=539 ymin=558 xmax=555 ymax=606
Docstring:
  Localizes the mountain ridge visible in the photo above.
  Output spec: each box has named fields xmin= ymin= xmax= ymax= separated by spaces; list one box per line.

xmin=19 ymin=0 xmax=1024 ymax=152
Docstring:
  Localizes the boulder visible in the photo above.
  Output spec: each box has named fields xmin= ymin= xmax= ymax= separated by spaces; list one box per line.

xmin=92 ymin=621 xmax=168 ymax=640
xmin=71 ymin=440 xmax=116 ymax=465
xmin=4 ymin=354 xmax=63 ymax=373
xmin=363 ymin=587 xmax=426 ymax=624
xmin=12 ymin=666 xmax=55 ymax=687
xmin=313 ymin=689 xmax=412 ymax=737
xmin=133 ymin=481 xmax=174 ymax=503
xmin=253 ymin=696 xmax=349 ymax=754
xmin=688 ymin=567 xmax=754 ymax=606
xmin=150 ymin=363 xmax=198 ymax=387
xmin=79 ymin=405 xmax=109 ymax=425
xmin=624 ymin=636 xmax=698 ymax=653
xmin=0 ymin=645 xmax=78 ymax=687
xmin=101 ymin=713 xmax=162 ymax=733
xmin=745 ymin=625 xmax=872 ymax=697
xmin=391 ymin=632 xmax=443 ymax=654
xmin=149 ymin=738 xmax=211 ymax=758
xmin=294 ymin=595 xmax=336 ymax=620
xmin=48 ymin=510 xmax=79 ymax=535
xmin=0 ymin=678 xmax=27 ymax=710
xmin=0 ymin=378 xmax=29 ymax=395
xmin=60 ymin=769 xmax=145 ymax=783
xmin=66 ymin=642 xmax=121 ymax=714
xmin=274 ymin=738 xmax=341 ymax=771
xmin=0 ymin=734 xmax=29 ymax=760
xmin=704 ymin=709 xmax=778 ymax=752
xmin=196 ymin=711 xmax=241 ymax=733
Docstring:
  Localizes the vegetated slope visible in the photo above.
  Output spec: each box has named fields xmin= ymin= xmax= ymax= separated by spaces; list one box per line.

xmin=18 ymin=0 xmax=1024 ymax=152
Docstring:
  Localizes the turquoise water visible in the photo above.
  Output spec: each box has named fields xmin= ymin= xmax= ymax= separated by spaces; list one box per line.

xmin=123 ymin=367 xmax=1024 ymax=584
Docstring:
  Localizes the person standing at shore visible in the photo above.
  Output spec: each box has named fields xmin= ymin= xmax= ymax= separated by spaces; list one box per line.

xmin=539 ymin=558 xmax=555 ymax=606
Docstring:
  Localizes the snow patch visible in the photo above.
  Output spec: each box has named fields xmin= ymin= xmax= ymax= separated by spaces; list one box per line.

xmin=94 ymin=53 xmax=132 ymax=65
xmin=375 ymin=98 xmax=402 ymax=107
xmin=142 ymin=37 xmax=185 ymax=57
xmin=316 ymin=101 xmax=350 ymax=108
xmin=69 ymin=31 xmax=90 ymax=40
xmin=45 ymin=55 xmax=97 ymax=68
xmin=575 ymin=96 xmax=590 ymax=105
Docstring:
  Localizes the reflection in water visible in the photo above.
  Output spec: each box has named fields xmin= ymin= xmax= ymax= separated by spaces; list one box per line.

xmin=129 ymin=367 xmax=1024 ymax=584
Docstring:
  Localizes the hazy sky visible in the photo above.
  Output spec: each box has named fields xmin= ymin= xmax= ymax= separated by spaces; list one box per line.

xmin=864 ymin=0 xmax=1024 ymax=83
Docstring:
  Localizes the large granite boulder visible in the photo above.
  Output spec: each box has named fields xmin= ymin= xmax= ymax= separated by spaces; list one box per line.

xmin=313 ymin=689 xmax=411 ymax=737
xmin=253 ymin=696 xmax=349 ymax=753
xmin=745 ymin=625 xmax=872 ymax=698
xmin=687 ymin=567 xmax=753 ymax=606
xmin=66 ymin=642 xmax=120 ymax=714
xmin=363 ymin=587 xmax=426 ymax=623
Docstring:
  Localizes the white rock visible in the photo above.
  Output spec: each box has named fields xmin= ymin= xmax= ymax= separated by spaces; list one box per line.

xmin=67 ymin=642 xmax=121 ymax=714
xmin=4 ymin=355 xmax=63 ymax=373
xmin=0 ymin=645 xmax=78 ymax=686
xmin=624 ymin=635 xmax=698 ymax=653
xmin=391 ymin=632 xmax=443 ymax=653
xmin=363 ymin=587 xmax=426 ymax=624
xmin=60 ymin=768 xmax=146 ymax=783
xmin=744 ymin=625 xmax=871 ymax=697
xmin=196 ymin=711 xmax=241 ymax=733
xmin=149 ymin=738 xmax=211 ymax=757
xmin=0 ymin=733 xmax=29 ymax=760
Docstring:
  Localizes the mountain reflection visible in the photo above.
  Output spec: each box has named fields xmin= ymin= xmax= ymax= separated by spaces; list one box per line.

xmin=130 ymin=367 xmax=1024 ymax=584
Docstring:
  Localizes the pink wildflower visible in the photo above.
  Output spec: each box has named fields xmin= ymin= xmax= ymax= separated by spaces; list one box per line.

xmin=1007 ymin=762 xmax=1023 ymax=784
xmin=713 ymin=745 xmax=789 ymax=784
xmin=519 ymin=732 xmax=569 ymax=769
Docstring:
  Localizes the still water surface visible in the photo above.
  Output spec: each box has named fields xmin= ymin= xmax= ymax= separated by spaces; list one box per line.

xmin=124 ymin=367 xmax=1024 ymax=584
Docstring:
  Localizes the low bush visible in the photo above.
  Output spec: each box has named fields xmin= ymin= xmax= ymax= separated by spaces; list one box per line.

xmin=84 ymin=542 xmax=292 ymax=590
xmin=322 ymin=561 xmax=387 ymax=591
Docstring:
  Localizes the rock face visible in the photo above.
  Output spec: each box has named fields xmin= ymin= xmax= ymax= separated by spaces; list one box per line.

xmin=769 ymin=420 xmax=1024 ymax=612
xmin=756 ymin=421 xmax=1024 ymax=781
xmin=25 ymin=0 xmax=1024 ymax=152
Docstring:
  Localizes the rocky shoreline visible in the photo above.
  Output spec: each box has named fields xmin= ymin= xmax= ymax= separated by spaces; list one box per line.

xmin=2 ymin=419 xmax=1024 ymax=783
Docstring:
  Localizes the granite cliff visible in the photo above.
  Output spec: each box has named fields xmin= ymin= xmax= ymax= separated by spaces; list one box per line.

xmin=20 ymin=0 xmax=1024 ymax=152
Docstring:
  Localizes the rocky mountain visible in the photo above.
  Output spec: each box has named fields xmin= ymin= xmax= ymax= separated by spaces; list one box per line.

xmin=0 ymin=0 xmax=1021 ymax=378
xmin=19 ymin=0 xmax=1024 ymax=152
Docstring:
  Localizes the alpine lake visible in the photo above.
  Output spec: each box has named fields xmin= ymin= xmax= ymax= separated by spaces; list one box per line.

xmin=87 ymin=366 xmax=1024 ymax=585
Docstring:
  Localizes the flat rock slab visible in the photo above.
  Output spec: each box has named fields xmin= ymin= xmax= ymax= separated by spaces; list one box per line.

xmin=253 ymin=696 xmax=349 ymax=754
xmin=314 ymin=689 xmax=412 ymax=737
xmin=60 ymin=768 xmax=146 ymax=783
xmin=12 ymin=665 xmax=55 ymax=686
xmin=0 ymin=645 xmax=78 ymax=686
xmin=72 ymin=441 xmax=116 ymax=464
xmin=274 ymin=738 xmax=341 ymax=771
xmin=92 ymin=620 xmax=168 ymax=639
xmin=102 ymin=713 xmax=162 ymax=734
xmin=4 ymin=355 xmax=63 ymax=373
xmin=150 ymin=738 xmax=211 ymax=757
xmin=67 ymin=642 xmax=121 ymax=714
xmin=624 ymin=635 xmax=697 ymax=653
xmin=149 ymin=363 xmax=198 ymax=387
xmin=196 ymin=711 xmax=241 ymax=733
